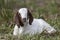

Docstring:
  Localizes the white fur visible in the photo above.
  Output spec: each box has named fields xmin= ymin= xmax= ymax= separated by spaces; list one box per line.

xmin=18 ymin=8 xmax=28 ymax=19
xmin=13 ymin=8 xmax=56 ymax=36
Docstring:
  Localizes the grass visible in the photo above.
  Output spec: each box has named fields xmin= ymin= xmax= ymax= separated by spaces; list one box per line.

xmin=0 ymin=0 xmax=60 ymax=40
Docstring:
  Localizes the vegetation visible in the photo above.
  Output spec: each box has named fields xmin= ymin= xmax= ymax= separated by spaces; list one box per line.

xmin=0 ymin=0 xmax=60 ymax=40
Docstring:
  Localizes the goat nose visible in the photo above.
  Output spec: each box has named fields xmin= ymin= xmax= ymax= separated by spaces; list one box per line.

xmin=23 ymin=18 xmax=26 ymax=22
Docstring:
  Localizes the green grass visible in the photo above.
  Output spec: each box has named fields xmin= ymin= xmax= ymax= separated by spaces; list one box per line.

xmin=0 ymin=0 xmax=60 ymax=40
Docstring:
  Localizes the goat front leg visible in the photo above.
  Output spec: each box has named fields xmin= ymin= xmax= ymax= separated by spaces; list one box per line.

xmin=13 ymin=25 xmax=19 ymax=36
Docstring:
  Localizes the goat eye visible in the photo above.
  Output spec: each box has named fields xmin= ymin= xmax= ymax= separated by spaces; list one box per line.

xmin=19 ymin=14 xmax=20 ymax=15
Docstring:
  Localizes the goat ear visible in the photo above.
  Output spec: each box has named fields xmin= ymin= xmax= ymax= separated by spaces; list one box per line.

xmin=14 ymin=12 xmax=24 ymax=28
xmin=28 ymin=10 xmax=33 ymax=25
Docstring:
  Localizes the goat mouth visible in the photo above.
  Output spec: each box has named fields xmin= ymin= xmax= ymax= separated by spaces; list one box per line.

xmin=22 ymin=18 xmax=27 ymax=22
xmin=23 ymin=20 xmax=26 ymax=22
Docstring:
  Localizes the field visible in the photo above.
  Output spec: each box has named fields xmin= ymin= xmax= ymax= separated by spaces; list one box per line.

xmin=0 ymin=0 xmax=60 ymax=40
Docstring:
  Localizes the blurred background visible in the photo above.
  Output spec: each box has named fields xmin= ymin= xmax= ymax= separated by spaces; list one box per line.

xmin=0 ymin=0 xmax=60 ymax=40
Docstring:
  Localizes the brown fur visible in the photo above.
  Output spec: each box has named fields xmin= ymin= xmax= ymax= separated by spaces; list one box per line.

xmin=14 ymin=12 xmax=24 ymax=28
xmin=28 ymin=10 xmax=33 ymax=25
